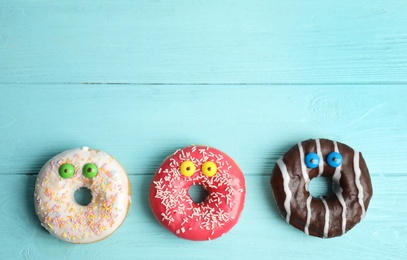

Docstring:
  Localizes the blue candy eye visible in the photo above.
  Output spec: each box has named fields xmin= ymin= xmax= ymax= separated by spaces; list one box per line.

xmin=327 ymin=152 xmax=342 ymax=168
xmin=305 ymin=153 xmax=320 ymax=168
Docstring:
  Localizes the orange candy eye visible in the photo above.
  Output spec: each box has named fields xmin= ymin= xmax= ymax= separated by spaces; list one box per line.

xmin=180 ymin=161 xmax=196 ymax=177
xmin=202 ymin=161 xmax=217 ymax=177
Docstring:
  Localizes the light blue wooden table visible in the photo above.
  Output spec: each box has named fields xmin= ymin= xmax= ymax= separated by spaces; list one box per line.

xmin=1 ymin=1 xmax=406 ymax=259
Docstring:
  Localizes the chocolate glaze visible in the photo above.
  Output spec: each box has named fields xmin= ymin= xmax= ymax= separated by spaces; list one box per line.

xmin=271 ymin=139 xmax=373 ymax=238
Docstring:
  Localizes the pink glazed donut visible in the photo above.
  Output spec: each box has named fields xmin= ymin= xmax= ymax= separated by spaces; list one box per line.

xmin=149 ymin=145 xmax=246 ymax=241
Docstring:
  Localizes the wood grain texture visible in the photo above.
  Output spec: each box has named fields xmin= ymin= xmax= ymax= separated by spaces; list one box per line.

xmin=0 ymin=86 xmax=406 ymax=175
xmin=0 ymin=174 xmax=405 ymax=260
xmin=1 ymin=0 xmax=407 ymax=84
xmin=1 ymin=0 xmax=407 ymax=259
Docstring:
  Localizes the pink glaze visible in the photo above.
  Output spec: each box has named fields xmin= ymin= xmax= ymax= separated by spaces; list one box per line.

xmin=149 ymin=146 xmax=246 ymax=241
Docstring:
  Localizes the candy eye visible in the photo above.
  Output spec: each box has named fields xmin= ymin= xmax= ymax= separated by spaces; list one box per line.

xmin=82 ymin=163 xmax=98 ymax=178
xmin=327 ymin=152 xmax=342 ymax=168
xmin=304 ymin=153 xmax=320 ymax=169
xmin=202 ymin=161 xmax=217 ymax=177
xmin=180 ymin=161 xmax=196 ymax=177
xmin=59 ymin=163 xmax=75 ymax=179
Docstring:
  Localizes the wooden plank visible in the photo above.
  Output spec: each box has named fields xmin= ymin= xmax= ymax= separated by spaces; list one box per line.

xmin=0 ymin=174 xmax=405 ymax=259
xmin=1 ymin=0 xmax=407 ymax=84
xmin=1 ymin=85 xmax=406 ymax=175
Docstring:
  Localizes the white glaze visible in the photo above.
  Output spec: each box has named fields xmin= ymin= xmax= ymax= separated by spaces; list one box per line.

xmin=354 ymin=151 xmax=366 ymax=219
xmin=34 ymin=148 xmax=131 ymax=243
xmin=277 ymin=158 xmax=292 ymax=223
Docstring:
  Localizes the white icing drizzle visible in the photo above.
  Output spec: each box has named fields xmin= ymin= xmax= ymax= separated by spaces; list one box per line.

xmin=332 ymin=141 xmax=347 ymax=235
xmin=315 ymin=139 xmax=324 ymax=177
xmin=298 ymin=142 xmax=312 ymax=234
xmin=353 ymin=151 xmax=366 ymax=219
xmin=297 ymin=143 xmax=310 ymax=191
xmin=277 ymin=158 xmax=292 ymax=223
xmin=304 ymin=196 xmax=312 ymax=235
xmin=320 ymin=196 xmax=330 ymax=238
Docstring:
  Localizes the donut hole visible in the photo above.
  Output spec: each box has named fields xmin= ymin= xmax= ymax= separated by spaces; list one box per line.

xmin=188 ymin=184 xmax=209 ymax=204
xmin=74 ymin=187 xmax=93 ymax=206
xmin=309 ymin=177 xmax=335 ymax=198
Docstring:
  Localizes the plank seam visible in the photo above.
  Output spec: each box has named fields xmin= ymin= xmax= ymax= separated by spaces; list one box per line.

xmin=1 ymin=82 xmax=407 ymax=86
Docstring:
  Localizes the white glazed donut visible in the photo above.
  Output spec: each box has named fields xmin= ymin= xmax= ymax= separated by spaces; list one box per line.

xmin=34 ymin=147 xmax=131 ymax=243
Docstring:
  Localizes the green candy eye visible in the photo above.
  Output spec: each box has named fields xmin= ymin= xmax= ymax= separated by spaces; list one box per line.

xmin=82 ymin=163 xmax=98 ymax=178
xmin=59 ymin=163 xmax=75 ymax=179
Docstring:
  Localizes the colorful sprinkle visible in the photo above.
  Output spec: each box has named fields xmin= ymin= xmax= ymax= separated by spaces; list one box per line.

xmin=34 ymin=148 xmax=131 ymax=243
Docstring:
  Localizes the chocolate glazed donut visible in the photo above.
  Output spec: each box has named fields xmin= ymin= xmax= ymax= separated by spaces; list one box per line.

xmin=271 ymin=139 xmax=373 ymax=238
